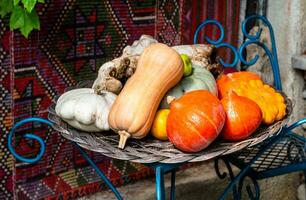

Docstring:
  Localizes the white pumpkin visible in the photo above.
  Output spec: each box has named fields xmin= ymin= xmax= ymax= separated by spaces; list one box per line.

xmin=55 ymin=88 xmax=116 ymax=132
xmin=160 ymin=64 xmax=217 ymax=108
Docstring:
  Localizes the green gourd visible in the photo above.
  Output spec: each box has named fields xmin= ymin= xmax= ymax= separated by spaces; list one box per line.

xmin=160 ymin=64 xmax=217 ymax=108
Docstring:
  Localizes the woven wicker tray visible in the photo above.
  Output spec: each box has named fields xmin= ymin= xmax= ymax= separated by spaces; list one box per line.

xmin=48 ymin=81 xmax=292 ymax=164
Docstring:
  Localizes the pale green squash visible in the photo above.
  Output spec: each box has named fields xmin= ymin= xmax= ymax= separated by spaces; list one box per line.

xmin=160 ymin=64 xmax=217 ymax=108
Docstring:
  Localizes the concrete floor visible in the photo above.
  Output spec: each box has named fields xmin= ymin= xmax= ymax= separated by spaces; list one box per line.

xmin=78 ymin=161 xmax=300 ymax=200
xmin=298 ymin=184 xmax=305 ymax=200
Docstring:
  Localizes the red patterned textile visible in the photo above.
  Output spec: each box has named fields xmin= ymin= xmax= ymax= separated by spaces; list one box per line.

xmin=181 ymin=0 xmax=241 ymax=62
xmin=0 ymin=1 xmax=240 ymax=199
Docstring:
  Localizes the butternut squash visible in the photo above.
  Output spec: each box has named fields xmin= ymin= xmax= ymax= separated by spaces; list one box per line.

xmin=108 ymin=43 xmax=184 ymax=149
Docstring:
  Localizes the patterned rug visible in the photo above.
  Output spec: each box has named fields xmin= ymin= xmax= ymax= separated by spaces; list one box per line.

xmin=0 ymin=0 xmax=241 ymax=199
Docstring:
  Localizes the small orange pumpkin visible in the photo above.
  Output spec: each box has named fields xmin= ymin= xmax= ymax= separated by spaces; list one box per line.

xmin=166 ymin=90 xmax=225 ymax=152
xmin=217 ymin=71 xmax=261 ymax=99
xmin=221 ymin=91 xmax=262 ymax=141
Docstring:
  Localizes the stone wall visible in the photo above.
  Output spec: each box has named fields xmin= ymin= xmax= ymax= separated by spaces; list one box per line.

xmin=267 ymin=0 xmax=306 ymax=199
xmin=267 ymin=0 xmax=306 ymax=128
xmin=292 ymin=57 xmax=306 ymax=129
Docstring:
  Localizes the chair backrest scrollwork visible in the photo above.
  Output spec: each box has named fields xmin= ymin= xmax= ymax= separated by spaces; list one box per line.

xmin=193 ymin=14 xmax=282 ymax=91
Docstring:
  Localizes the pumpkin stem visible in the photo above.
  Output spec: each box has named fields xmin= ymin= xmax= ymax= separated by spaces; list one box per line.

xmin=118 ymin=130 xmax=131 ymax=149
xmin=93 ymin=85 xmax=101 ymax=94
xmin=167 ymin=96 xmax=176 ymax=105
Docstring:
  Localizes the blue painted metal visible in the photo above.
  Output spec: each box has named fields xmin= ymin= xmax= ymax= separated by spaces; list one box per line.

xmin=74 ymin=143 xmax=123 ymax=200
xmin=193 ymin=15 xmax=282 ymax=90
xmin=147 ymin=163 xmax=180 ymax=200
xmin=241 ymin=15 xmax=280 ymax=77
xmin=285 ymin=118 xmax=306 ymax=131
xmin=255 ymin=162 xmax=306 ymax=180
xmin=8 ymin=117 xmax=123 ymax=200
xmin=238 ymin=40 xmax=282 ymax=90
xmin=147 ymin=163 xmax=181 ymax=173
xmin=289 ymin=130 xmax=306 ymax=142
xmin=218 ymin=136 xmax=278 ymax=199
xmin=215 ymin=43 xmax=239 ymax=67
xmin=170 ymin=170 xmax=176 ymax=200
xmin=193 ymin=19 xmax=239 ymax=67
xmin=217 ymin=118 xmax=306 ymax=200
xmin=7 ymin=117 xmax=53 ymax=163
xmin=224 ymin=133 xmax=306 ymax=181
xmin=238 ymin=175 xmax=260 ymax=200
xmin=240 ymin=15 xmax=282 ymax=90
xmin=214 ymin=158 xmax=238 ymax=199
xmin=193 ymin=20 xmax=225 ymax=45
xmin=156 ymin=166 xmax=165 ymax=200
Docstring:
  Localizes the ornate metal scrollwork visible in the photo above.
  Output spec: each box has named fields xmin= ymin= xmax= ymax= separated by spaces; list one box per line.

xmin=285 ymin=118 xmax=306 ymax=163
xmin=239 ymin=14 xmax=282 ymax=90
xmin=214 ymin=158 xmax=260 ymax=200
xmin=8 ymin=118 xmax=123 ymax=199
xmin=7 ymin=117 xmax=53 ymax=163
xmin=194 ymin=14 xmax=282 ymax=90
xmin=193 ymin=19 xmax=239 ymax=67
xmin=214 ymin=158 xmax=238 ymax=199
xmin=214 ymin=158 xmax=236 ymax=180
xmin=193 ymin=20 xmax=225 ymax=45
xmin=287 ymin=140 xmax=305 ymax=163
xmin=238 ymin=175 xmax=260 ymax=200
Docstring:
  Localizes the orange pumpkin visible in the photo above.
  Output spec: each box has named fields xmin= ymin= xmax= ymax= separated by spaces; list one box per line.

xmin=221 ymin=91 xmax=262 ymax=141
xmin=217 ymin=71 xmax=261 ymax=99
xmin=166 ymin=90 xmax=225 ymax=152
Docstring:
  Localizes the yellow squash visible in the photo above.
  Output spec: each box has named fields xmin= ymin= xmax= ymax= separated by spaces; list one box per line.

xmin=108 ymin=43 xmax=184 ymax=149
xmin=233 ymin=79 xmax=286 ymax=125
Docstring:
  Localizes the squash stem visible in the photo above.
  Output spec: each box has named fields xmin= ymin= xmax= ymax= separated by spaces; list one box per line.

xmin=118 ymin=131 xmax=131 ymax=149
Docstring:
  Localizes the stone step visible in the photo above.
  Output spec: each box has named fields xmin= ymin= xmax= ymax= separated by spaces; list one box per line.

xmin=292 ymin=55 xmax=306 ymax=70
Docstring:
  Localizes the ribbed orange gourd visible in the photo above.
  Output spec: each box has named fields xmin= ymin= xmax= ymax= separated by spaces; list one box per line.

xmin=166 ymin=90 xmax=226 ymax=152
xmin=217 ymin=71 xmax=261 ymax=99
xmin=108 ymin=43 xmax=184 ymax=149
xmin=221 ymin=91 xmax=262 ymax=141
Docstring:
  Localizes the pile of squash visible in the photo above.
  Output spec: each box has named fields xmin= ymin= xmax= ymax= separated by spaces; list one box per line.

xmin=56 ymin=43 xmax=287 ymax=152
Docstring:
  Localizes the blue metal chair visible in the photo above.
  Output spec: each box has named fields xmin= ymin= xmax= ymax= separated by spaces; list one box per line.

xmin=194 ymin=14 xmax=306 ymax=199
xmin=7 ymin=14 xmax=306 ymax=200
xmin=216 ymin=122 xmax=306 ymax=200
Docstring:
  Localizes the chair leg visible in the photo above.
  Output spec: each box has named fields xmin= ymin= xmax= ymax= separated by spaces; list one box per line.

xmin=170 ymin=169 xmax=176 ymax=200
xmin=214 ymin=158 xmax=239 ymax=200
xmin=156 ymin=166 xmax=165 ymax=200
xmin=74 ymin=143 xmax=123 ymax=200
xmin=238 ymin=175 xmax=260 ymax=200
